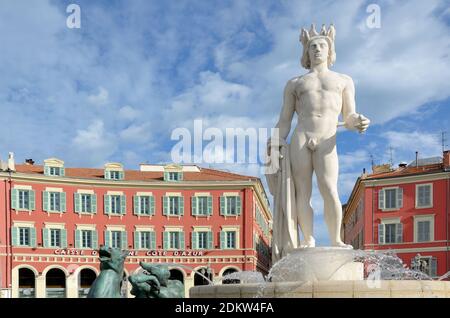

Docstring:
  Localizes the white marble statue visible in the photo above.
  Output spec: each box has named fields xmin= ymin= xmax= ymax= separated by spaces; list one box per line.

xmin=266 ymin=24 xmax=370 ymax=261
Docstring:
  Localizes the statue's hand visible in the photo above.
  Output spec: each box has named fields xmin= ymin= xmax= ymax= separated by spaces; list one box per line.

xmin=345 ymin=113 xmax=370 ymax=133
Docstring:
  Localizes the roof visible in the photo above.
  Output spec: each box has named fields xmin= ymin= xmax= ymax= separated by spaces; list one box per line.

xmin=364 ymin=162 xmax=444 ymax=180
xmin=408 ymin=156 xmax=443 ymax=167
xmin=13 ymin=164 xmax=259 ymax=182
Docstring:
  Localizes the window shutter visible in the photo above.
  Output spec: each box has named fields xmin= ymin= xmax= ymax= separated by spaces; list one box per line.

xmin=60 ymin=167 xmax=65 ymax=177
xmin=207 ymin=196 xmax=213 ymax=216
xmin=220 ymin=231 xmax=226 ymax=249
xmin=121 ymin=231 xmax=128 ymax=250
xmin=378 ymin=224 xmax=385 ymax=244
xmin=75 ymin=230 xmax=81 ymax=248
xmin=92 ymin=230 xmax=98 ymax=249
xmin=105 ymin=231 xmax=111 ymax=248
xmin=30 ymin=228 xmax=36 ymax=247
xmin=91 ymin=194 xmax=97 ymax=214
xmin=104 ymin=195 xmax=110 ymax=215
xmin=44 ymin=165 xmax=50 ymax=176
xmin=134 ymin=232 xmax=140 ymax=249
xmin=74 ymin=193 xmax=80 ymax=213
xmin=11 ymin=189 xmax=18 ymax=210
xmin=11 ymin=227 xmax=18 ymax=246
xmin=378 ymin=189 xmax=385 ymax=210
xmin=43 ymin=191 xmax=49 ymax=212
xmin=192 ymin=197 xmax=197 ymax=216
xmin=105 ymin=170 xmax=110 ymax=180
xmin=149 ymin=196 xmax=155 ymax=215
xmin=119 ymin=171 xmax=124 ymax=180
xmin=179 ymin=197 xmax=184 ymax=216
xmin=150 ymin=232 xmax=156 ymax=249
xmin=430 ymin=257 xmax=437 ymax=277
xmin=133 ymin=196 xmax=140 ymax=215
xmin=60 ymin=192 xmax=66 ymax=212
xmin=397 ymin=188 xmax=403 ymax=208
xmin=43 ymin=228 xmax=49 ymax=248
xmin=178 ymin=172 xmax=183 ymax=181
xmin=179 ymin=232 xmax=185 ymax=249
xmin=61 ymin=229 xmax=67 ymax=248
xmin=396 ymin=223 xmax=403 ymax=243
xmin=120 ymin=195 xmax=126 ymax=215
xmin=236 ymin=196 xmax=242 ymax=215
xmin=164 ymin=172 xmax=169 ymax=181
xmin=163 ymin=196 xmax=168 ymax=216
xmin=192 ymin=232 xmax=198 ymax=249
xmin=220 ymin=196 xmax=226 ymax=216
xmin=163 ymin=232 xmax=169 ymax=249
xmin=29 ymin=190 xmax=36 ymax=211
xmin=207 ymin=231 xmax=213 ymax=249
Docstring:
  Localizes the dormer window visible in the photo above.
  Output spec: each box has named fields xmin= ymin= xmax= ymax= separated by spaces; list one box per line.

xmin=167 ymin=172 xmax=182 ymax=181
xmin=104 ymin=163 xmax=124 ymax=180
xmin=44 ymin=158 xmax=65 ymax=177
xmin=163 ymin=164 xmax=183 ymax=182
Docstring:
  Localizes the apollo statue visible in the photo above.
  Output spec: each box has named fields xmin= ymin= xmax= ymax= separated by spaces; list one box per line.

xmin=266 ymin=24 xmax=370 ymax=261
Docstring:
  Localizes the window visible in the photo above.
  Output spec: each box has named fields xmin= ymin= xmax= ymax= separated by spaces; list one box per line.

xmin=140 ymin=196 xmax=151 ymax=215
xmin=49 ymin=229 xmax=61 ymax=247
xmin=226 ymin=197 xmax=237 ymax=215
xmin=384 ymin=224 xmax=396 ymax=244
xmin=140 ymin=232 xmax=152 ymax=249
xmin=81 ymin=194 xmax=92 ymax=213
xmin=111 ymin=231 xmax=122 ymax=248
xmin=109 ymin=171 xmax=120 ymax=180
xmin=417 ymin=221 xmax=431 ymax=242
xmin=416 ymin=184 xmax=432 ymax=208
xmin=49 ymin=167 xmax=61 ymax=176
xmin=18 ymin=190 xmax=30 ymax=210
xmin=197 ymin=197 xmax=208 ymax=215
xmin=110 ymin=195 xmax=121 ymax=215
xmin=379 ymin=187 xmax=403 ymax=210
xmin=19 ymin=227 xmax=30 ymax=246
xmin=411 ymin=255 xmax=437 ymax=277
xmin=50 ymin=192 xmax=61 ymax=212
xmin=164 ymin=231 xmax=184 ymax=250
xmin=81 ymin=230 xmax=92 ymax=248
xmin=220 ymin=196 xmax=241 ymax=216
xmin=378 ymin=221 xmax=403 ymax=244
xmin=192 ymin=196 xmax=211 ymax=216
xmin=169 ymin=197 xmax=180 ymax=215
xmin=169 ymin=232 xmax=180 ymax=249
xmin=226 ymin=231 xmax=236 ymax=249
xmin=197 ymin=232 xmax=208 ymax=249
xmin=164 ymin=171 xmax=183 ymax=181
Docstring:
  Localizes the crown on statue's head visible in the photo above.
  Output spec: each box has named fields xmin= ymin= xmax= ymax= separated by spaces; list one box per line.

xmin=300 ymin=23 xmax=335 ymax=48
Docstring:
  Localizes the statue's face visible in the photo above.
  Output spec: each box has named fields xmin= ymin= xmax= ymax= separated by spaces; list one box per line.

xmin=308 ymin=37 xmax=329 ymax=66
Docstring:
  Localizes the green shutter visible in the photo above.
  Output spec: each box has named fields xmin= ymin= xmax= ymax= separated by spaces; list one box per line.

xmin=11 ymin=189 xmax=18 ymax=210
xmin=91 ymin=194 xmax=97 ymax=214
xmin=104 ymin=170 xmax=110 ymax=180
xmin=104 ymin=195 xmax=110 ymax=215
xmin=75 ymin=230 xmax=81 ymax=248
xmin=179 ymin=232 xmax=185 ymax=249
xmin=121 ymin=195 xmax=126 ymax=215
xmin=121 ymin=231 xmax=128 ymax=250
xmin=134 ymin=232 xmax=140 ymax=249
xmin=220 ymin=231 xmax=226 ymax=249
xmin=30 ymin=228 xmax=36 ymax=247
xmin=163 ymin=232 xmax=169 ymax=249
xmin=43 ymin=191 xmax=49 ymax=211
xmin=92 ymin=230 xmax=98 ymax=249
xmin=74 ymin=193 xmax=80 ymax=213
xmin=119 ymin=171 xmax=124 ymax=180
xmin=192 ymin=232 xmax=198 ymax=249
xmin=150 ymin=231 xmax=156 ymax=249
xmin=44 ymin=165 xmax=50 ymax=176
xmin=11 ymin=227 xmax=18 ymax=246
xmin=397 ymin=188 xmax=403 ymax=208
xmin=60 ymin=167 xmax=65 ymax=177
xmin=378 ymin=224 xmax=385 ymax=244
xmin=379 ymin=190 xmax=385 ymax=210
xmin=105 ymin=231 xmax=111 ymax=248
xmin=207 ymin=196 xmax=212 ymax=216
xmin=43 ymin=229 xmax=49 ymax=248
xmin=192 ymin=197 xmax=197 ymax=216
xmin=133 ymin=196 xmax=140 ymax=215
xmin=220 ymin=196 xmax=225 ymax=216
xmin=236 ymin=196 xmax=241 ymax=215
xmin=29 ymin=190 xmax=36 ymax=211
xmin=163 ymin=196 xmax=168 ymax=216
xmin=164 ymin=172 xmax=169 ymax=181
xmin=149 ymin=196 xmax=155 ymax=215
xmin=60 ymin=192 xmax=66 ymax=212
xmin=179 ymin=197 xmax=184 ymax=216
xmin=61 ymin=229 xmax=67 ymax=248
xmin=178 ymin=172 xmax=183 ymax=181
xmin=207 ymin=231 xmax=213 ymax=249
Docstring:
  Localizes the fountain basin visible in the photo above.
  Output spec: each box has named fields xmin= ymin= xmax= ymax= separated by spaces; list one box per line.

xmin=190 ymin=280 xmax=450 ymax=298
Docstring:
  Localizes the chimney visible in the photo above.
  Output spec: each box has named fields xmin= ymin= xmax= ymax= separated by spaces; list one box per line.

xmin=444 ymin=150 xmax=450 ymax=171
xmin=415 ymin=151 xmax=419 ymax=168
xmin=398 ymin=162 xmax=407 ymax=168
xmin=7 ymin=152 xmax=15 ymax=171
xmin=25 ymin=159 xmax=35 ymax=165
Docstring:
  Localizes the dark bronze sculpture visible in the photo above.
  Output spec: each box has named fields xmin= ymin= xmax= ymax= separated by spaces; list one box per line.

xmin=87 ymin=247 xmax=128 ymax=298
xmin=129 ymin=262 xmax=185 ymax=298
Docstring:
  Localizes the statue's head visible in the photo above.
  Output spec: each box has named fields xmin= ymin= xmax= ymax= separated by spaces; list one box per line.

xmin=98 ymin=246 xmax=128 ymax=273
xmin=300 ymin=24 xmax=336 ymax=69
xmin=139 ymin=262 xmax=171 ymax=286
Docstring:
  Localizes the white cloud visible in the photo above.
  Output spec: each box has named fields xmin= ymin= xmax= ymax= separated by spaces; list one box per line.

xmin=87 ymin=86 xmax=109 ymax=106
xmin=118 ymin=105 xmax=140 ymax=121
xmin=119 ymin=123 xmax=152 ymax=144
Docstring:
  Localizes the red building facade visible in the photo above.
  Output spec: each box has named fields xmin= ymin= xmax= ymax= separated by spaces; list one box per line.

xmin=343 ymin=151 xmax=450 ymax=278
xmin=0 ymin=157 xmax=272 ymax=298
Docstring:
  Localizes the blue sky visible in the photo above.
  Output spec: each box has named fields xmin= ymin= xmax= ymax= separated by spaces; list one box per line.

xmin=0 ymin=0 xmax=449 ymax=245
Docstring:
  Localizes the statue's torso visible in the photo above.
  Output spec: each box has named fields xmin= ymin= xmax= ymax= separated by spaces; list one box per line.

xmin=291 ymin=71 xmax=348 ymax=139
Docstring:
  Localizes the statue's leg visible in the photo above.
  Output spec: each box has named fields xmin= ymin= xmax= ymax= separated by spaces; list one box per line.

xmin=290 ymin=133 xmax=315 ymax=247
xmin=312 ymin=135 xmax=350 ymax=247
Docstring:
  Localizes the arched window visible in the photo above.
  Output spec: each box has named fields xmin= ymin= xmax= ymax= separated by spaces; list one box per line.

xmin=45 ymin=268 xmax=66 ymax=298
xmin=222 ymin=268 xmax=240 ymax=284
xmin=194 ymin=267 xmax=212 ymax=286
xmin=169 ymin=269 xmax=184 ymax=284
xmin=18 ymin=268 xmax=36 ymax=298
xmin=78 ymin=268 xmax=97 ymax=298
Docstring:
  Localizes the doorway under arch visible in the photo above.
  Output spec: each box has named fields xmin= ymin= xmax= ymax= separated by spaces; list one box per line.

xmin=222 ymin=268 xmax=240 ymax=284
xmin=194 ymin=267 xmax=213 ymax=286
xmin=45 ymin=268 xmax=66 ymax=298
xmin=18 ymin=268 xmax=36 ymax=298
xmin=169 ymin=269 xmax=184 ymax=284
xmin=78 ymin=268 xmax=97 ymax=298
